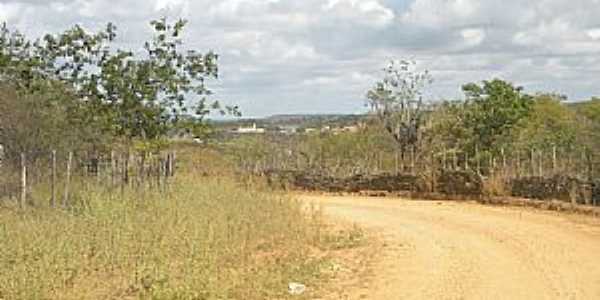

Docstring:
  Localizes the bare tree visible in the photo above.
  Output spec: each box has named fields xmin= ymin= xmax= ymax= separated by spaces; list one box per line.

xmin=367 ymin=60 xmax=432 ymax=158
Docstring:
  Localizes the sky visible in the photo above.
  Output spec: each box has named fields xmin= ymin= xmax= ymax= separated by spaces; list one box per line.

xmin=1 ymin=0 xmax=599 ymax=117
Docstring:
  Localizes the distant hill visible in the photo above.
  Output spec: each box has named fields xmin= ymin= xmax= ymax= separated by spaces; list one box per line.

xmin=264 ymin=114 xmax=366 ymax=126
xmin=211 ymin=113 xmax=369 ymax=129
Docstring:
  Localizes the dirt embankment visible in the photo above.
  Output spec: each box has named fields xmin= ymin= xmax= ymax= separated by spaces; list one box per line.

xmin=305 ymin=195 xmax=600 ymax=300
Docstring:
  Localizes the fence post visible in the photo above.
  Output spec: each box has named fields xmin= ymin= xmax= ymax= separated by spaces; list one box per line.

xmin=452 ymin=150 xmax=457 ymax=171
xmin=20 ymin=152 xmax=26 ymax=208
xmin=530 ymin=148 xmax=535 ymax=177
xmin=442 ymin=146 xmax=447 ymax=171
xmin=97 ymin=152 xmax=102 ymax=183
xmin=64 ymin=151 xmax=72 ymax=207
xmin=539 ymin=149 xmax=544 ymax=178
xmin=51 ymin=150 xmax=56 ymax=207
xmin=139 ymin=152 xmax=146 ymax=187
xmin=590 ymin=152 xmax=595 ymax=181
xmin=430 ymin=150 xmax=435 ymax=192
xmin=110 ymin=150 xmax=115 ymax=187
xmin=568 ymin=151 xmax=573 ymax=177
xmin=395 ymin=150 xmax=399 ymax=174
xmin=120 ymin=153 xmax=126 ymax=199
xmin=410 ymin=146 xmax=415 ymax=174
xmin=475 ymin=145 xmax=481 ymax=175
xmin=516 ymin=150 xmax=521 ymax=178
xmin=582 ymin=150 xmax=587 ymax=180
xmin=501 ymin=148 xmax=506 ymax=174
xmin=164 ymin=153 xmax=170 ymax=180
xmin=156 ymin=156 xmax=162 ymax=190
xmin=124 ymin=152 xmax=130 ymax=186
xmin=171 ymin=151 xmax=176 ymax=177
xmin=552 ymin=146 xmax=557 ymax=175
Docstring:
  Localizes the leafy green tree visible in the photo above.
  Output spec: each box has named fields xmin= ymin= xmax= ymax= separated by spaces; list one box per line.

xmin=425 ymin=100 xmax=470 ymax=150
xmin=512 ymin=94 xmax=580 ymax=151
xmin=462 ymin=79 xmax=533 ymax=152
xmin=0 ymin=82 xmax=93 ymax=163
xmin=0 ymin=18 xmax=238 ymax=143
xmin=574 ymin=97 xmax=600 ymax=152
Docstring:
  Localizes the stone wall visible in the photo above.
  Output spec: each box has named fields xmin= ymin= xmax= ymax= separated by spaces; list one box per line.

xmin=510 ymin=175 xmax=592 ymax=204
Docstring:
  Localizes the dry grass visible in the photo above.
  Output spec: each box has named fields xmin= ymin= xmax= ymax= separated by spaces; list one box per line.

xmin=0 ymin=145 xmax=364 ymax=299
xmin=483 ymin=173 xmax=510 ymax=197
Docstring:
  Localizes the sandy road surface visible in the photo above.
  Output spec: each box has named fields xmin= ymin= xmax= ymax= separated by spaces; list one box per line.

xmin=302 ymin=195 xmax=600 ymax=300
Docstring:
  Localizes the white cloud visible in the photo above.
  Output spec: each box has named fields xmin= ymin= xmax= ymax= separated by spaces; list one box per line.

xmin=401 ymin=0 xmax=480 ymax=27
xmin=154 ymin=0 xmax=189 ymax=12
xmin=0 ymin=3 xmax=21 ymax=22
xmin=1 ymin=0 xmax=600 ymax=116
xmin=282 ymin=44 xmax=319 ymax=60
xmin=460 ymin=28 xmax=486 ymax=47
xmin=323 ymin=0 xmax=395 ymax=27
xmin=588 ymin=28 xmax=600 ymax=40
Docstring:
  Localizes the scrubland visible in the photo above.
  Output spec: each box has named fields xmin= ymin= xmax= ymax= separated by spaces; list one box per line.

xmin=0 ymin=147 xmax=365 ymax=299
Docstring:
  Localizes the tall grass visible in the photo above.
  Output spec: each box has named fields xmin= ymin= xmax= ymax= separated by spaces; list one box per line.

xmin=0 ymin=146 xmax=339 ymax=299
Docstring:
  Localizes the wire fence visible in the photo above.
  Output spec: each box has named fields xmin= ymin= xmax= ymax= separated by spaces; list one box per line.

xmin=230 ymin=142 xmax=598 ymax=181
xmin=0 ymin=149 xmax=177 ymax=208
xmin=227 ymin=140 xmax=599 ymax=205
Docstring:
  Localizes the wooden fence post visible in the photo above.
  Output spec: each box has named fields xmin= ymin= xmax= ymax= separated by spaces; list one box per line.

xmin=530 ymin=148 xmax=535 ymax=177
xmin=590 ymin=152 xmax=595 ymax=181
xmin=120 ymin=153 xmax=126 ymax=199
xmin=164 ymin=153 xmax=170 ymax=179
xmin=139 ymin=152 xmax=146 ymax=187
xmin=452 ymin=150 xmax=457 ymax=171
xmin=171 ymin=151 xmax=176 ymax=177
xmin=395 ymin=150 xmax=399 ymax=174
xmin=552 ymin=146 xmax=557 ymax=175
xmin=539 ymin=149 xmax=544 ymax=178
xmin=475 ymin=145 xmax=481 ymax=175
xmin=410 ymin=146 xmax=415 ymax=174
xmin=582 ymin=150 xmax=587 ymax=180
xmin=96 ymin=152 xmax=102 ymax=184
xmin=64 ymin=151 xmax=72 ymax=207
xmin=170 ymin=152 xmax=175 ymax=177
xmin=110 ymin=150 xmax=115 ymax=187
xmin=501 ymin=148 xmax=506 ymax=174
xmin=51 ymin=150 xmax=56 ymax=207
xmin=516 ymin=150 xmax=521 ymax=178
xmin=156 ymin=156 xmax=161 ymax=190
xmin=20 ymin=152 xmax=26 ymax=208
xmin=568 ymin=151 xmax=573 ymax=177
xmin=124 ymin=153 xmax=130 ymax=186
xmin=430 ymin=150 xmax=436 ymax=192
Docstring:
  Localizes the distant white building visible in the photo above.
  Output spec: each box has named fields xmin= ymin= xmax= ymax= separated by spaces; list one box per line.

xmin=235 ymin=123 xmax=266 ymax=134
xmin=279 ymin=125 xmax=298 ymax=135
xmin=342 ymin=125 xmax=360 ymax=133
xmin=304 ymin=128 xmax=318 ymax=134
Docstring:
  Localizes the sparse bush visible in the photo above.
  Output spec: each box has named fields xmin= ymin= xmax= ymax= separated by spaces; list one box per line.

xmin=483 ymin=173 xmax=510 ymax=197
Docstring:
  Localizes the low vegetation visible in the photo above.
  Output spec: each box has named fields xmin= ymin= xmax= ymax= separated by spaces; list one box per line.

xmin=0 ymin=147 xmax=366 ymax=299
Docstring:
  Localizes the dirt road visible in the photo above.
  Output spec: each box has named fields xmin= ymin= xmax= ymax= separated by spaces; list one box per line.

xmin=303 ymin=195 xmax=600 ymax=300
